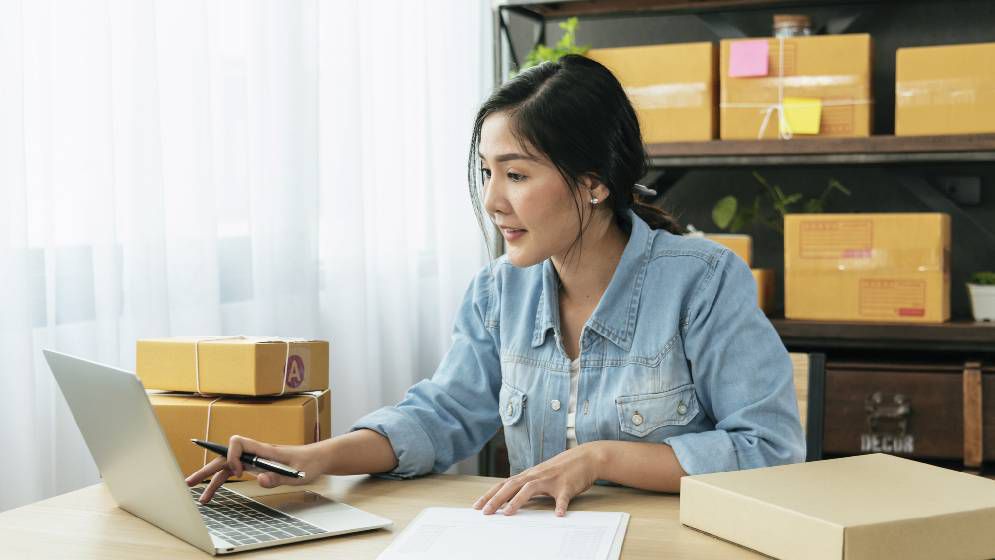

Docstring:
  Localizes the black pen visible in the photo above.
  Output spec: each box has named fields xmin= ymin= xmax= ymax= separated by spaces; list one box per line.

xmin=191 ymin=439 xmax=306 ymax=479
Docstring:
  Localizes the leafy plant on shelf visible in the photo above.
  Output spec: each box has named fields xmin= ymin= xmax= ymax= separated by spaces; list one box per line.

xmin=969 ymin=272 xmax=995 ymax=285
xmin=515 ymin=17 xmax=589 ymax=75
xmin=711 ymin=171 xmax=852 ymax=235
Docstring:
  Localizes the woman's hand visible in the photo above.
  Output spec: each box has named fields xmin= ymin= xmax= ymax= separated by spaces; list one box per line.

xmin=473 ymin=442 xmax=606 ymax=517
xmin=184 ymin=435 xmax=322 ymax=504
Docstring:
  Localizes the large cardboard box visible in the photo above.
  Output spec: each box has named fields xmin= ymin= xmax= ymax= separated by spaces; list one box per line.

xmin=588 ymin=43 xmax=716 ymax=142
xmin=705 ymin=233 xmax=753 ymax=266
xmin=150 ymin=390 xmax=330 ymax=482
xmin=720 ymin=34 xmax=872 ymax=139
xmin=680 ymin=454 xmax=995 ymax=560
xmin=896 ymin=42 xmax=995 ymax=135
xmin=137 ymin=337 xmax=329 ymax=396
xmin=784 ymin=213 xmax=949 ymax=323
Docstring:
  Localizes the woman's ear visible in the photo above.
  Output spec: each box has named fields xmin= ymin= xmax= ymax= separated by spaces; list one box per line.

xmin=582 ymin=175 xmax=611 ymax=205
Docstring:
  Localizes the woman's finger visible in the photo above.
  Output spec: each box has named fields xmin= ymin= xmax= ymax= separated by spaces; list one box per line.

xmin=482 ymin=477 xmax=528 ymax=515
xmin=256 ymin=469 xmax=303 ymax=488
xmin=502 ymin=480 xmax=545 ymax=516
xmin=185 ymin=456 xmax=227 ymax=486
xmin=198 ymin=467 xmax=231 ymax=504
xmin=473 ymin=480 xmax=506 ymax=510
xmin=226 ymin=435 xmax=288 ymax=477
xmin=554 ymin=493 xmax=572 ymax=517
xmin=226 ymin=435 xmax=247 ymax=477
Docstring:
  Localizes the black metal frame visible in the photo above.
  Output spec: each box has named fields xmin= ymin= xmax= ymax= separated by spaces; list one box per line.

xmin=806 ymin=352 xmax=826 ymax=461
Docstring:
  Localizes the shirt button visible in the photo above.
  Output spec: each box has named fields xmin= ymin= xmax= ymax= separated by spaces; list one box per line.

xmin=506 ymin=403 xmax=515 ymax=417
xmin=677 ymin=402 xmax=688 ymax=416
xmin=632 ymin=412 xmax=644 ymax=426
xmin=551 ymin=399 xmax=561 ymax=411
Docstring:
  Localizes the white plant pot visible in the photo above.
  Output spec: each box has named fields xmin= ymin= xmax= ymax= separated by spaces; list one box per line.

xmin=967 ymin=283 xmax=995 ymax=322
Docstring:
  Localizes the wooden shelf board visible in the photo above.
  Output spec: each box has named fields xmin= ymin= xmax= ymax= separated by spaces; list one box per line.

xmin=498 ymin=0 xmax=852 ymax=18
xmin=645 ymin=134 xmax=995 ymax=166
xmin=772 ymin=318 xmax=995 ymax=353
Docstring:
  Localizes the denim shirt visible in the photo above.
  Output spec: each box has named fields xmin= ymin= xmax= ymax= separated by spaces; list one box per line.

xmin=352 ymin=210 xmax=805 ymax=478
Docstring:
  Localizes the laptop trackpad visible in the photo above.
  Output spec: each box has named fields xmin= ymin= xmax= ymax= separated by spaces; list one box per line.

xmin=254 ymin=491 xmax=388 ymax=533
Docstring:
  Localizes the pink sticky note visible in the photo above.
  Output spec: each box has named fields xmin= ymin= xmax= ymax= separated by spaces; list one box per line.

xmin=729 ymin=40 xmax=769 ymax=78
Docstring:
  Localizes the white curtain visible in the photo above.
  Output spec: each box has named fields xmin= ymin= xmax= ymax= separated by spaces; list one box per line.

xmin=0 ymin=0 xmax=492 ymax=512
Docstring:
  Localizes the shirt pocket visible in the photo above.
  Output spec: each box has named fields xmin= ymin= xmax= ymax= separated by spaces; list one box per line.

xmin=499 ymin=382 xmax=532 ymax=474
xmin=615 ymin=384 xmax=700 ymax=438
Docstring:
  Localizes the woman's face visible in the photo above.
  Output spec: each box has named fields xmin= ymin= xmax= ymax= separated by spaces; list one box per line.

xmin=479 ymin=112 xmax=603 ymax=268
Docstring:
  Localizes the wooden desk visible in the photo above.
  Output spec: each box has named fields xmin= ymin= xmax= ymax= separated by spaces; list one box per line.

xmin=0 ymin=474 xmax=762 ymax=559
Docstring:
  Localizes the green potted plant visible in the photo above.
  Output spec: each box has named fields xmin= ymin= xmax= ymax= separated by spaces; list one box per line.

xmin=515 ymin=17 xmax=589 ymax=75
xmin=967 ymin=271 xmax=995 ymax=322
xmin=711 ymin=171 xmax=851 ymax=234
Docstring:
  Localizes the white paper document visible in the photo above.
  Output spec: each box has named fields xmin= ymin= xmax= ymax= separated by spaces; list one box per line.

xmin=376 ymin=507 xmax=629 ymax=560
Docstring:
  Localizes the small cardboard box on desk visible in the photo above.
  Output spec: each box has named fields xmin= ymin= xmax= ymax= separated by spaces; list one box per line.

xmin=720 ymin=34 xmax=872 ymax=139
xmin=136 ymin=336 xmax=329 ymax=395
xmin=783 ymin=213 xmax=950 ymax=323
xmin=148 ymin=390 xmax=330 ymax=482
xmin=136 ymin=336 xmax=332 ymax=481
xmin=680 ymin=453 xmax=995 ymax=560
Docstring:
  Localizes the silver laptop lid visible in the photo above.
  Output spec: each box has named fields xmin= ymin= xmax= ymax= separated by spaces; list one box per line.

xmin=43 ymin=349 xmax=215 ymax=555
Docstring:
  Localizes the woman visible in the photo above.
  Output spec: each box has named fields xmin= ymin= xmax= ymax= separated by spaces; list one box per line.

xmin=187 ymin=55 xmax=805 ymax=516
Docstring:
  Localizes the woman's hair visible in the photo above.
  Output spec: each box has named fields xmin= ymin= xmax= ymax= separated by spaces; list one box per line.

xmin=467 ymin=54 xmax=683 ymax=260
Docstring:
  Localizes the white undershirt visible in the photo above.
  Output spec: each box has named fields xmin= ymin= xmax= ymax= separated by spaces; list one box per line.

xmin=566 ymin=358 xmax=580 ymax=449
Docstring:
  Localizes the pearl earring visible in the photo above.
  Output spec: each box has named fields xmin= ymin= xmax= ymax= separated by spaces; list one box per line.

xmin=590 ymin=196 xmax=599 ymax=205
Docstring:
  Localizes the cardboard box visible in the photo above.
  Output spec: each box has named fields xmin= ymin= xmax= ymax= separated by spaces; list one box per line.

xmin=720 ymin=34 xmax=872 ymax=139
xmin=784 ymin=213 xmax=949 ymax=323
xmin=896 ymin=42 xmax=995 ymax=135
xmin=680 ymin=454 xmax=995 ymax=560
xmin=752 ymin=268 xmax=775 ymax=315
xmin=137 ymin=337 xmax=329 ymax=396
xmin=705 ymin=233 xmax=753 ymax=266
xmin=150 ymin=390 xmax=331 ymax=482
xmin=588 ymin=43 xmax=716 ymax=142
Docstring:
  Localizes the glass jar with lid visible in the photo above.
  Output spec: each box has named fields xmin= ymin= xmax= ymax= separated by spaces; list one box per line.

xmin=773 ymin=14 xmax=813 ymax=37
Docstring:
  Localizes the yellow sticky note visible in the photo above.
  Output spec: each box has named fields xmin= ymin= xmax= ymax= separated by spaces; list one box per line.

xmin=781 ymin=97 xmax=822 ymax=135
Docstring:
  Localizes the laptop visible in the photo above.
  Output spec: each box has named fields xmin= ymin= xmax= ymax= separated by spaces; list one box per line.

xmin=43 ymin=349 xmax=393 ymax=555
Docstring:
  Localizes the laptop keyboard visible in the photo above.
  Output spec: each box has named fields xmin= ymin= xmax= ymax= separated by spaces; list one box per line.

xmin=190 ymin=486 xmax=327 ymax=547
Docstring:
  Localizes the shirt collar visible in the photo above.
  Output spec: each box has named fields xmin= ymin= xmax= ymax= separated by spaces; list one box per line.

xmin=531 ymin=209 xmax=654 ymax=351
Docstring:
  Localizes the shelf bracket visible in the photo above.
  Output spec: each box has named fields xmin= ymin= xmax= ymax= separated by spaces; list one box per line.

xmin=895 ymin=173 xmax=995 ymax=257
xmin=821 ymin=8 xmax=878 ymax=35
xmin=696 ymin=13 xmax=747 ymax=39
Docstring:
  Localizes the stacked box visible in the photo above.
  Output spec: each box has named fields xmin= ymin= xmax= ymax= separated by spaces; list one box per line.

xmin=896 ymin=42 xmax=995 ymax=135
xmin=137 ymin=337 xmax=329 ymax=396
xmin=137 ymin=336 xmax=332 ymax=481
xmin=588 ymin=42 xmax=717 ymax=142
xmin=784 ymin=213 xmax=950 ymax=323
xmin=720 ymin=34 xmax=873 ymax=139
xmin=705 ymin=233 xmax=753 ymax=266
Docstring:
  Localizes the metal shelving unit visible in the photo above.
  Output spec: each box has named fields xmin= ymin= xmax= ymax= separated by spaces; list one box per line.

xmin=490 ymin=0 xmax=995 ymax=347
xmin=482 ymin=0 xmax=995 ymax=478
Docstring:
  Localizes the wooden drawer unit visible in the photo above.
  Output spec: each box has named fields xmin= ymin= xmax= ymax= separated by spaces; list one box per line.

xmin=823 ymin=361 xmax=995 ymax=467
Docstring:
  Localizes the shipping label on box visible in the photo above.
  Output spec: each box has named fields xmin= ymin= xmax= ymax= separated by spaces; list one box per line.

xmin=896 ymin=42 xmax=995 ymax=136
xmin=137 ymin=337 xmax=329 ymax=396
xmin=720 ymin=34 xmax=873 ymax=139
xmin=588 ymin=42 xmax=716 ymax=143
xmin=784 ymin=213 xmax=950 ymax=323
xmin=150 ymin=390 xmax=331 ymax=482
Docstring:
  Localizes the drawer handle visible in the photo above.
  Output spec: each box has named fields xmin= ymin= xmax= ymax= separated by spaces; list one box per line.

xmin=864 ymin=392 xmax=912 ymax=436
